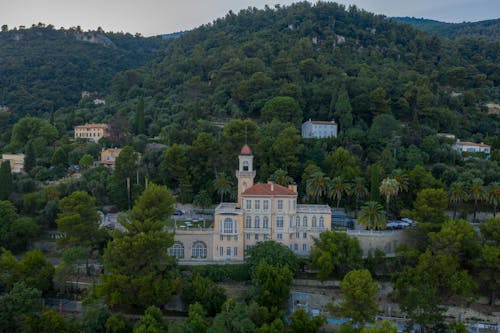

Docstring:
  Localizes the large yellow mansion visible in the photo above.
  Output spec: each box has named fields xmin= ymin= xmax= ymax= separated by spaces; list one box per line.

xmin=170 ymin=145 xmax=332 ymax=263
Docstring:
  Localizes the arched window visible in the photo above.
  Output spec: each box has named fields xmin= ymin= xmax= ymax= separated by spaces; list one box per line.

xmin=169 ymin=242 xmax=184 ymax=259
xmin=312 ymin=216 xmax=317 ymax=227
xmin=245 ymin=216 xmax=252 ymax=228
xmin=319 ymin=216 xmax=324 ymax=228
xmin=296 ymin=216 xmax=300 ymax=226
xmin=192 ymin=241 xmax=207 ymax=259
xmin=224 ymin=218 xmax=233 ymax=233
xmin=254 ymin=216 xmax=260 ymax=228
xmin=243 ymin=160 xmax=249 ymax=171
xmin=263 ymin=216 xmax=269 ymax=229
xmin=303 ymin=216 xmax=308 ymax=227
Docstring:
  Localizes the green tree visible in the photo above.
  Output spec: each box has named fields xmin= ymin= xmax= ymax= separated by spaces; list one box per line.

xmin=133 ymin=306 xmax=167 ymax=333
xmin=51 ymin=147 xmax=68 ymax=168
xmin=79 ymin=154 xmax=94 ymax=170
xmin=10 ymin=117 xmax=58 ymax=149
xmin=186 ymin=302 xmax=208 ymax=333
xmin=333 ymin=87 xmax=353 ymax=131
xmin=360 ymin=320 xmax=397 ymax=333
xmin=306 ymin=171 xmax=329 ymax=203
xmin=379 ymin=178 xmax=400 ymax=218
xmin=486 ymin=182 xmax=500 ymax=217
xmin=181 ymin=273 xmax=227 ymax=316
xmin=469 ymin=178 xmax=485 ymax=222
xmin=288 ymin=308 xmax=325 ymax=333
xmin=350 ymin=178 xmax=368 ymax=218
xmin=0 ymin=161 xmax=13 ymax=200
xmin=213 ymin=172 xmax=233 ymax=203
xmin=0 ymin=282 xmax=43 ymax=332
xmin=268 ymin=169 xmax=293 ymax=186
xmin=24 ymin=141 xmax=36 ymax=173
xmin=245 ymin=240 xmax=298 ymax=276
xmin=328 ymin=176 xmax=348 ymax=208
xmin=81 ymin=300 xmax=111 ymax=333
xmin=135 ymin=97 xmax=145 ymax=135
xmin=475 ymin=244 xmax=500 ymax=306
xmin=23 ymin=308 xmax=72 ymax=333
xmin=338 ymin=269 xmax=378 ymax=326
xmin=449 ymin=182 xmax=468 ymax=220
xmin=324 ymin=147 xmax=360 ymax=181
xmin=310 ymin=231 xmax=363 ymax=279
xmin=358 ymin=201 xmax=386 ymax=230
xmin=369 ymin=87 xmax=390 ymax=117
xmin=253 ymin=261 xmax=293 ymax=312
xmin=112 ymin=146 xmax=139 ymax=209
xmin=105 ymin=314 xmax=133 ymax=333
xmin=261 ymin=96 xmax=303 ymax=126
xmin=413 ymin=188 xmax=448 ymax=223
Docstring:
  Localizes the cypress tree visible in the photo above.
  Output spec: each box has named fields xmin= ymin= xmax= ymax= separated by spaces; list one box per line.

xmin=135 ymin=97 xmax=145 ymax=135
xmin=0 ymin=161 xmax=13 ymax=200
xmin=24 ymin=142 xmax=36 ymax=173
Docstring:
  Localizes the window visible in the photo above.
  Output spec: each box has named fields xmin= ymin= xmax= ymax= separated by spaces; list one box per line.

xmin=219 ymin=247 xmax=223 ymax=256
xmin=296 ymin=216 xmax=300 ymax=226
xmin=312 ymin=216 xmax=317 ymax=227
xmin=296 ymin=232 xmax=300 ymax=239
xmin=290 ymin=244 xmax=293 ymax=250
xmin=277 ymin=233 xmax=283 ymax=240
xmin=294 ymin=244 xmax=298 ymax=251
xmin=263 ymin=200 xmax=269 ymax=210
xmin=226 ymin=247 xmax=231 ymax=256
xmin=234 ymin=235 xmax=238 ymax=241
xmin=277 ymin=216 xmax=284 ymax=228
xmin=278 ymin=200 xmax=283 ymax=210
xmin=255 ymin=234 xmax=259 ymax=241
xmin=245 ymin=216 xmax=252 ymax=228
xmin=246 ymin=200 xmax=252 ymax=210
xmin=303 ymin=232 xmax=307 ymax=239
xmin=234 ymin=247 xmax=238 ymax=256
xmin=246 ymin=233 xmax=250 ymax=240
xmin=255 ymin=200 xmax=260 ymax=210
xmin=254 ymin=216 xmax=260 ymax=228
xmin=263 ymin=216 xmax=269 ymax=229
xmin=192 ymin=241 xmax=207 ymax=259
xmin=220 ymin=235 xmax=224 ymax=241
xmin=302 ymin=244 xmax=307 ymax=252
xmin=264 ymin=234 xmax=269 ymax=240
xmin=169 ymin=242 xmax=184 ymax=259
xmin=243 ymin=160 xmax=249 ymax=171
xmin=319 ymin=217 xmax=324 ymax=228
xmin=303 ymin=216 xmax=308 ymax=227
xmin=224 ymin=218 xmax=233 ymax=233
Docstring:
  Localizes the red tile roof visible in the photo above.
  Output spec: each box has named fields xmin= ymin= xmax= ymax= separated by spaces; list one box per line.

xmin=310 ymin=120 xmax=336 ymax=125
xmin=240 ymin=144 xmax=252 ymax=155
xmin=242 ymin=182 xmax=297 ymax=196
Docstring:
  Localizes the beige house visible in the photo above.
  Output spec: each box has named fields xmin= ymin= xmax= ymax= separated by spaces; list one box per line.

xmin=99 ymin=148 xmax=122 ymax=169
xmin=74 ymin=124 xmax=109 ymax=142
xmin=1 ymin=153 xmax=25 ymax=173
xmin=170 ymin=145 xmax=331 ymax=263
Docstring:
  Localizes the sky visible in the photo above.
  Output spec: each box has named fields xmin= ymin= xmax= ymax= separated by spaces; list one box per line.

xmin=1 ymin=0 xmax=499 ymax=36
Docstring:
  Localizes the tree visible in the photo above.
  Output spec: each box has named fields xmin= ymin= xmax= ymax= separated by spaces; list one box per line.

xmin=361 ymin=320 xmax=398 ymax=333
xmin=213 ymin=172 xmax=232 ymax=203
xmin=3 ymin=217 xmax=40 ymax=252
xmin=333 ymin=87 xmax=353 ymax=131
xmin=449 ymin=182 xmax=467 ymax=220
xmin=133 ymin=306 xmax=167 ymax=333
xmin=51 ymin=147 xmax=68 ymax=168
xmin=245 ymin=240 xmax=298 ymax=276
xmin=181 ymin=273 xmax=227 ymax=316
xmin=486 ymin=182 xmax=500 ymax=217
xmin=469 ymin=178 xmax=485 ymax=223
xmin=79 ymin=154 xmax=94 ymax=170
xmin=105 ymin=314 xmax=133 ymax=333
xmin=10 ymin=117 xmax=58 ymax=149
xmin=474 ymin=244 xmax=500 ymax=306
xmin=0 ymin=161 xmax=13 ymax=200
xmin=112 ymin=146 xmax=139 ymax=209
xmin=413 ymin=188 xmax=448 ymax=223
xmin=328 ymin=177 xmax=348 ymax=208
xmin=350 ymin=178 xmax=368 ymax=218
xmin=306 ymin=171 xmax=328 ymax=203
xmin=324 ymin=148 xmax=360 ymax=181
xmin=310 ymin=231 xmax=363 ymax=279
xmin=135 ymin=97 xmax=145 ymax=135
xmin=24 ymin=141 xmax=36 ymax=173
xmin=23 ymin=308 xmax=72 ymax=333
xmin=379 ymin=178 xmax=400 ymax=218
xmin=261 ymin=96 xmax=303 ymax=126
xmin=0 ymin=282 xmax=43 ymax=332
xmin=108 ymin=112 xmax=130 ymax=146
xmin=186 ymin=302 xmax=208 ymax=333
xmin=338 ymin=269 xmax=378 ymax=326
xmin=288 ymin=308 xmax=325 ymax=333
xmin=253 ymin=261 xmax=293 ymax=312
xmin=269 ymin=169 xmax=293 ymax=186
xmin=358 ymin=201 xmax=386 ymax=230
xmin=369 ymin=87 xmax=390 ymax=116
xmin=81 ymin=300 xmax=110 ymax=333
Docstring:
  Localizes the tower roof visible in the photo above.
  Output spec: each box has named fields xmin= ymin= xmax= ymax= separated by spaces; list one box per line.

xmin=240 ymin=144 xmax=252 ymax=155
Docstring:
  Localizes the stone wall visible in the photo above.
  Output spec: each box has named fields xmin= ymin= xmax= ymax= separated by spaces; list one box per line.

xmin=346 ymin=230 xmax=408 ymax=256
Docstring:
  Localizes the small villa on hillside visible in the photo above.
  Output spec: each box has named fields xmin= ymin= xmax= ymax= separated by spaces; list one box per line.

xmin=99 ymin=148 xmax=122 ymax=169
xmin=0 ymin=153 xmax=25 ymax=173
xmin=301 ymin=119 xmax=338 ymax=139
xmin=452 ymin=140 xmax=491 ymax=159
xmin=74 ymin=123 xmax=109 ymax=142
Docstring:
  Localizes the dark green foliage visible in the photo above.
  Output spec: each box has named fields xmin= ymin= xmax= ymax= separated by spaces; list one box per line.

xmin=245 ymin=240 xmax=298 ymax=276
xmin=135 ymin=98 xmax=145 ymax=135
xmin=261 ymin=96 xmax=303 ymax=126
xmin=289 ymin=308 xmax=325 ymax=333
xmin=0 ymin=161 xmax=13 ymax=200
xmin=182 ymin=264 xmax=251 ymax=282
xmin=181 ymin=273 xmax=227 ymax=316
xmin=80 ymin=300 xmax=110 ymax=333
xmin=253 ymin=261 xmax=293 ymax=313
xmin=0 ymin=282 xmax=43 ymax=332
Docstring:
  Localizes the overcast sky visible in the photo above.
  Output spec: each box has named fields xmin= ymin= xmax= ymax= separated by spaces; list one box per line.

xmin=1 ymin=0 xmax=499 ymax=36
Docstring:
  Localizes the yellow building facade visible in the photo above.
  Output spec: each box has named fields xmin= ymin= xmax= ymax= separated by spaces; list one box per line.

xmin=171 ymin=145 xmax=331 ymax=263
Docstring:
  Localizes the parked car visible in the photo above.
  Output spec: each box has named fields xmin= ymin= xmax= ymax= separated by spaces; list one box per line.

xmin=173 ymin=210 xmax=185 ymax=216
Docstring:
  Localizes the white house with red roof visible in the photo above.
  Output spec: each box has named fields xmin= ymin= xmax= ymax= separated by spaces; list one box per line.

xmin=169 ymin=145 xmax=331 ymax=263
xmin=301 ymin=119 xmax=338 ymax=139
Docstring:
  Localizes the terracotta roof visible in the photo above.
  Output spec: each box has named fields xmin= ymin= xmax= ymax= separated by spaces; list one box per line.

xmin=240 ymin=144 xmax=252 ymax=155
xmin=453 ymin=141 xmax=491 ymax=148
xmin=75 ymin=123 xmax=108 ymax=129
xmin=242 ymin=182 xmax=297 ymax=196
xmin=310 ymin=120 xmax=336 ymax=125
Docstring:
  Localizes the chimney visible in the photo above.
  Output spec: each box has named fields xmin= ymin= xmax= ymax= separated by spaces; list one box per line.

xmin=268 ymin=181 xmax=274 ymax=192
xmin=288 ymin=184 xmax=297 ymax=193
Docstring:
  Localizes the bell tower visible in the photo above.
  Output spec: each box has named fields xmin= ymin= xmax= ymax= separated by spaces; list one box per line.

xmin=236 ymin=145 xmax=256 ymax=208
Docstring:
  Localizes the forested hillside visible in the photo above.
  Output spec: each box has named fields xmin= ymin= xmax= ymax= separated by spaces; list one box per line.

xmin=103 ymin=2 xmax=499 ymax=140
xmin=0 ymin=24 xmax=165 ymax=117
xmin=392 ymin=17 xmax=500 ymax=41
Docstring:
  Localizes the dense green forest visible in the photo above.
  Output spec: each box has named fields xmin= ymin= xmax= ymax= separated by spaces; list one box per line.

xmin=392 ymin=17 xmax=500 ymax=41
xmin=0 ymin=23 xmax=165 ymax=117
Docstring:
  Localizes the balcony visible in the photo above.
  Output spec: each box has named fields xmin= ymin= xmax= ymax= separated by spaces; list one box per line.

xmin=244 ymin=228 xmax=271 ymax=234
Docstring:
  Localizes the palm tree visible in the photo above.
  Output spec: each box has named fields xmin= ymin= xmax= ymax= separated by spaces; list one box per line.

xmin=306 ymin=171 xmax=329 ymax=203
xmin=449 ymin=182 xmax=467 ymax=219
xmin=328 ymin=176 xmax=348 ymax=208
xmin=213 ymin=172 xmax=232 ymax=203
xmin=350 ymin=177 xmax=368 ymax=218
xmin=486 ymin=182 xmax=500 ymax=217
xmin=469 ymin=178 xmax=485 ymax=223
xmin=379 ymin=178 xmax=400 ymax=218
xmin=358 ymin=201 xmax=386 ymax=230
xmin=269 ymin=168 xmax=293 ymax=186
